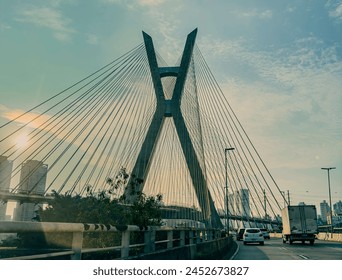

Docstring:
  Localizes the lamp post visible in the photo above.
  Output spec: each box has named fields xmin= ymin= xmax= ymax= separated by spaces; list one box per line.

xmin=225 ymin=147 xmax=235 ymax=236
xmin=321 ymin=167 xmax=336 ymax=236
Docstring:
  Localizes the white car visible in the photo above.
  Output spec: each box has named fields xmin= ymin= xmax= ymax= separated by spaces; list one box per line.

xmin=243 ymin=228 xmax=264 ymax=245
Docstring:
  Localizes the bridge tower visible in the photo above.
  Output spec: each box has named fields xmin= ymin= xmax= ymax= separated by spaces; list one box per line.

xmin=123 ymin=29 xmax=222 ymax=228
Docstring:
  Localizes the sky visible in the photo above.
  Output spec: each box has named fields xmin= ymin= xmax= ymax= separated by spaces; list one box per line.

xmin=0 ymin=0 xmax=341 ymax=213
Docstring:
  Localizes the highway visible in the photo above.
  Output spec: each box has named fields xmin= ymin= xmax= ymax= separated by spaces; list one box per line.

xmin=232 ymin=237 xmax=342 ymax=260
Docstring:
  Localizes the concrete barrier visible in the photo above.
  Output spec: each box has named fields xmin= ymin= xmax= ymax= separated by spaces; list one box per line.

xmin=270 ymin=232 xmax=342 ymax=242
xmin=317 ymin=232 xmax=342 ymax=242
xmin=129 ymin=236 xmax=237 ymax=260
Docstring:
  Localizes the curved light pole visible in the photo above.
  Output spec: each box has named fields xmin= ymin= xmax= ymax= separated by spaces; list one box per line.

xmin=321 ymin=167 xmax=336 ymax=235
xmin=225 ymin=147 xmax=235 ymax=236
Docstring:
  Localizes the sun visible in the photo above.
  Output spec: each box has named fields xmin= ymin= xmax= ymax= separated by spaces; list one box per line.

xmin=15 ymin=134 xmax=29 ymax=149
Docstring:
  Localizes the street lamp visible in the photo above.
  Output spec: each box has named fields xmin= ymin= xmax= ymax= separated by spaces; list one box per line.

xmin=225 ymin=147 xmax=235 ymax=236
xmin=321 ymin=167 xmax=336 ymax=236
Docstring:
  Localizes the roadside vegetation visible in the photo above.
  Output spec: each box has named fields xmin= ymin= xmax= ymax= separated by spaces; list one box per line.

xmin=1 ymin=168 xmax=163 ymax=256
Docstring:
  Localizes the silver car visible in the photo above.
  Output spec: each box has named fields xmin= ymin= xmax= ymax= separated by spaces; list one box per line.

xmin=259 ymin=228 xmax=270 ymax=239
xmin=243 ymin=228 xmax=264 ymax=245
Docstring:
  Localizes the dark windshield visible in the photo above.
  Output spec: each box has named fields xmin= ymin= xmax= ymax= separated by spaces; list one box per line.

xmin=246 ymin=229 xmax=260 ymax=233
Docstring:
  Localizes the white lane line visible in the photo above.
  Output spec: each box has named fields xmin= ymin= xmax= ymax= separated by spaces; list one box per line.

xmin=298 ymin=254 xmax=309 ymax=259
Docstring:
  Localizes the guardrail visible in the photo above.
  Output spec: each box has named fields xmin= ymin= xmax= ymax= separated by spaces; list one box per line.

xmin=0 ymin=221 xmax=224 ymax=260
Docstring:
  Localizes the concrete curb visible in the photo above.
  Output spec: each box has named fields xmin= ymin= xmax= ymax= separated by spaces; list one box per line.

xmin=229 ymin=241 xmax=239 ymax=260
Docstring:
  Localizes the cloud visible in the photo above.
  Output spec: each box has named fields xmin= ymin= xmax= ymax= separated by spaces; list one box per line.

xmin=15 ymin=7 xmax=75 ymax=41
xmin=86 ymin=34 xmax=99 ymax=45
xmin=101 ymin=0 xmax=182 ymax=63
xmin=137 ymin=0 xmax=165 ymax=6
xmin=1 ymin=108 xmax=52 ymax=130
xmin=0 ymin=104 xmax=11 ymax=113
xmin=328 ymin=3 xmax=342 ymax=20
xmin=198 ymin=35 xmax=342 ymax=169
xmin=0 ymin=22 xmax=11 ymax=31
xmin=286 ymin=6 xmax=296 ymax=13
xmin=49 ymin=0 xmax=79 ymax=7
xmin=236 ymin=8 xmax=273 ymax=19
xmin=102 ymin=0 xmax=165 ymax=7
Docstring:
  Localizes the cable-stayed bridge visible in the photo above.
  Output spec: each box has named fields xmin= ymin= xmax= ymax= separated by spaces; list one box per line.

xmin=0 ymin=29 xmax=286 ymax=230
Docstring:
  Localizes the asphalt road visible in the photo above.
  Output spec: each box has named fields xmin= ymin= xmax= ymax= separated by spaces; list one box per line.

xmin=231 ymin=237 xmax=342 ymax=260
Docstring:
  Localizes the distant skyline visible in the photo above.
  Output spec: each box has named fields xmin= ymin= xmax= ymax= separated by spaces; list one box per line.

xmin=0 ymin=0 xmax=341 ymax=211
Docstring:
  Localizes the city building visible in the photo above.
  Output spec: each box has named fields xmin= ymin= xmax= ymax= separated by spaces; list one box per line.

xmin=13 ymin=160 xmax=48 ymax=221
xmin=0 ymin=156 xmax=13 ymax=220
xmin=235 ymin=189 xmax=250 ymax=218
xmin=320 ymin=200 xmax=330 ymax=223
xmin=228 ymin=193 xmax=235 ymax=215
xmin=333 ymin=200 xmax=342 ymax=216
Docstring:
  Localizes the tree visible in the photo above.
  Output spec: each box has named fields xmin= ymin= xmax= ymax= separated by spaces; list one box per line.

xmin=39 ymin=168 xmax=163 ymax=226
xmin=130 ymin=193 xmax=163 ymax=227
xmin=18 ymin=169 xmax=163 ymax=251
xmin=38 ymin=190 xmax=129 ymax=225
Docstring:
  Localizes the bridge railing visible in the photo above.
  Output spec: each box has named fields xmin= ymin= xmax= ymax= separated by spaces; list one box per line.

xmin=0 ymin=221 xmax=223 ymax=260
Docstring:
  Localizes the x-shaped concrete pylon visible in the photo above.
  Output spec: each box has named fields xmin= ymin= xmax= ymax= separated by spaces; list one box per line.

xmin=124 ymin=29 xmax=221 ymax=228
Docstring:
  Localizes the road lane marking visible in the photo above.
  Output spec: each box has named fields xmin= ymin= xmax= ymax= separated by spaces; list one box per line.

xmin=298 ymin=254 xmax=309 ymax=259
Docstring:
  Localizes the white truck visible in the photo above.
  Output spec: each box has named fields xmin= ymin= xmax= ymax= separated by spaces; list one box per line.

xmin=281 ymin=205 xmax=318 ymax=245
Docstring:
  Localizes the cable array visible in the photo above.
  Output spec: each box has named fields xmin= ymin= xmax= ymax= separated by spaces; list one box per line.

xmin=193 ymin=45 xmax=283 ymax=228
xmin=0 ymin=37 xmax=284 ymax=228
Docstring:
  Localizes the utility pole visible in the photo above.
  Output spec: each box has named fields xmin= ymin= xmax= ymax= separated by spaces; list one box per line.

xmin=225 ymin=147 xmax=235 ymax=236
xmin=321 ymin=167 xmax=336 ymax=236
xmin=287 ymin=190 xmax=291 ymax=206
xmin=264 ymin=189 xmax=267 ymax=219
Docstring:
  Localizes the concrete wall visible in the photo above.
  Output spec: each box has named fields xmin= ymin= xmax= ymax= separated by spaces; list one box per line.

xmin=130 ymin=236 xmax=236 ymax=260
xmin=316 ymin=232 xmax=342 ymax=242
xmin=270 ymin=232 xmax=342 ymax=242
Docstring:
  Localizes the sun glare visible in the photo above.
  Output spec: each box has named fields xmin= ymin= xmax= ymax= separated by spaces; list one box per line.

xmin=15 ymin=134 xmax=29 ymax=149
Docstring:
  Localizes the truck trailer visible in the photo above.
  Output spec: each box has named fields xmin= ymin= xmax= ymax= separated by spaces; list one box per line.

xmin=281 ymin=205 xmax=318 ymax=245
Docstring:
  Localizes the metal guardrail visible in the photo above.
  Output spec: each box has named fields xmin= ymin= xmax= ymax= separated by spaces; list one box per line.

xmin=318 ymin=226 xmax=342 ymax=233
xmin=0 ymin=221 xmax=223 ymax=260
xmin=0 ymin=191 xmax=54 ymax=203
